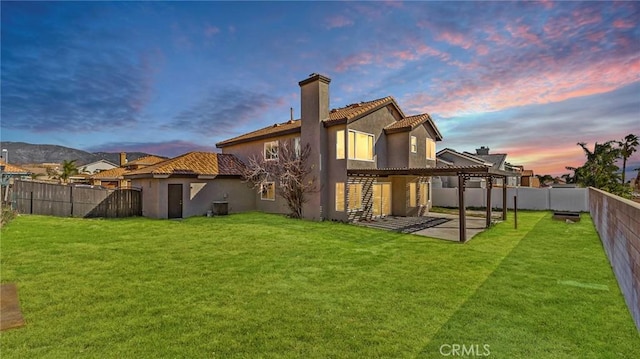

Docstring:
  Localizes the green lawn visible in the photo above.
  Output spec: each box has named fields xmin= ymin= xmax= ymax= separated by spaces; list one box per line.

xmin=1 ymin=212 xmax=638 ymax=358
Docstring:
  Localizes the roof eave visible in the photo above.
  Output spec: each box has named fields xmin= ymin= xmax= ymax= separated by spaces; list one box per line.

xmin=216 ymin=127 xmax=301 ymax=148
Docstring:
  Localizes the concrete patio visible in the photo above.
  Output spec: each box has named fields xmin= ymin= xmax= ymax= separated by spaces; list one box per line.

xmin=357 ymin=211 xmax=505 ymax=242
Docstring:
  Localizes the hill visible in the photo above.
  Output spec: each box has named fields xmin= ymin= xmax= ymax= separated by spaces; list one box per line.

xmin=0 ymin=142 xmax=160 ymax=165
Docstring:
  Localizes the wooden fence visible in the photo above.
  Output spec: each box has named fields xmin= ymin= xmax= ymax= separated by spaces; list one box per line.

xmin=11 ymin=180 xmax=141 ymax=218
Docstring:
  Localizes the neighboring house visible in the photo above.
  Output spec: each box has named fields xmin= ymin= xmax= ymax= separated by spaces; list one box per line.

xmin=0 ymin=161 xmax=31 ymax=201
xmin=216 ymin=73 xmax=443 ymax=222
xmin=79 ymin=159 xmax=118 ymax=174
xmin=519 ymin=170 xmax=540 ymax=187
xmin=434 ymin=148 xmax=493 ymax=188
xmin=90 ymin=154 xmax=167 ymax=189
xmin=123 ymin=152 xmax=252 ymax=219
xmin=435 ymin=146 xmax=522 ymax=188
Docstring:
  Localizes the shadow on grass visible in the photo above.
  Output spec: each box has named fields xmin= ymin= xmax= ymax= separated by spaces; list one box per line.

xmin=418 ymin=213 xmax=640 ymax=358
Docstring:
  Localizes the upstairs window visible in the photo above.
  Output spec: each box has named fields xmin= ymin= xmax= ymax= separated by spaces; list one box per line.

xmin=294 ymin=137 xmax=301 ymax=157
xmin=264 ymin=141 xmax=279 ymax=160
xmin=410 ymin=136 xmax=417 ymax=153
xmin=336 ymin=130 xmax=345 ymax=159
xmin=348 ymin=130 xmax=374 ymax=161
xmin=426 ymin=138 xmax=436 ymax=160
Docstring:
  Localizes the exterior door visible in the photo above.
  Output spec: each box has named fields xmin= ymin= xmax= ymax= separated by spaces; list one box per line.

xmin=372 ymin=183 xmax=391 ymax=217
xmin=168 ymin=184 xmax=183 ymax=219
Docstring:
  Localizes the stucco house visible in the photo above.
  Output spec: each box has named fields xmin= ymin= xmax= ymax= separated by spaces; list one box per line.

xmin=216 ymin=73 xmax=443 ymax=222
xmin=124 ymin=152 xmax=251 ymax=218
xmin=435 ymin=147 xmax=521 ymax=188
xmin=90 ymin=154 xmax=167 ymax=189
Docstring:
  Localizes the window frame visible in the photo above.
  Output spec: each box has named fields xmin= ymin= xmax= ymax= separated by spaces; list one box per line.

xmin=347 ymin=129 xmax=375 ymax=161
xmin=410 ymin=136 xmax=417 ymax=153
xmin=260 ymin=182 xmax=276 ymax=201
xmin=264 ymin=140 xmax=279 ymax=161
xmin=420 ymin=182 xmax=430 ymax=206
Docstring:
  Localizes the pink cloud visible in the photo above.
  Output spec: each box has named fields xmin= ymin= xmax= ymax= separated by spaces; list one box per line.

xmin=505 ymin=23 xmax=544 ymax=47
xmin=405 ymin=55 xmax=640 ymax=118
xmin=335 ymin=52 xmax=374 ymax=72
xmin=437 ymin=31 xmax=473 ymax=50
xmin=325 ymin=15 xmax=354 ymax=29
xmin=613 ymin=19 xmax=635 ymax=29
xmin=204 ymin=25 xmax=220 ymax=37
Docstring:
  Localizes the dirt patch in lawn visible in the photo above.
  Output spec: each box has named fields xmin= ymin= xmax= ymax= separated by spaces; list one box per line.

xmin=1 ymin=283 xmax=25 ymax=331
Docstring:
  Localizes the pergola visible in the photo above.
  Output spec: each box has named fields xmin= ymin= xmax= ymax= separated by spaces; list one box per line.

xmin=347 ymin=166 xmax=515 ymax=242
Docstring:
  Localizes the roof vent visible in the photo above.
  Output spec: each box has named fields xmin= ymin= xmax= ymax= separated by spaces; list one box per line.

xmin=350 ymin=103 xmax=361 ymax=108
xmin=330 ymin=109 xmax=337 ymax=113
xmin=273 ymin=123 xmax=280 ymax=127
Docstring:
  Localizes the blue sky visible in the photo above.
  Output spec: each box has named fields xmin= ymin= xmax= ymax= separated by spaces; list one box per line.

xmin=1 ymin=1 xmax=639 ymax=177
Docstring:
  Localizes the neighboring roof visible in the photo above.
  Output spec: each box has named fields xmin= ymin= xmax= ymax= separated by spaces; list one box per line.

xmin=383 ymin=113 xmax=444 ymax=140
xmin=469 ymin=153 xmax=507 ymax=170
xmin=522 ymin=170 xmax=534 ymax=176
xmin=436 ymin=158 xmax=454 ymax=168
xmin=216 ymin=120 xmax=301 ymax=148
xmin=81 ymin=159 xmax=118 ymax=167
xmin=436 ymin=148 xmax=489 ymax=166
xmin=0 ymin=161 xmax=30 ymax=174
xmin=126 ymin=155 xmax=167 ymax=167
xmin=90 ymin=167 xmax=127 ymax=180
xmin=125 ymin=152 xmax=245 ymax=178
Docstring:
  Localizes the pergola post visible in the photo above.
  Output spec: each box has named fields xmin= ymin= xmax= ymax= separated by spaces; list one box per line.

xmin=502 ymin=180 xmax=507 ymax=220
xmin=458 ymin=174 xmax=466 ymax=243
xmin=486 ymin=178 xmax=492 ymax=228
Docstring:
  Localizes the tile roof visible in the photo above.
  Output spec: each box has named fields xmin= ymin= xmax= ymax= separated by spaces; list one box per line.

xmin=216 ymin=120 xmax=301 ymax=148
xmin=325 ymin=96 xmax=398 ymax=125
xmin=125 ymin=152 xmax=245 ymax=177
xmin=0 ymin=161 xmax=30 ymax=174
xmin=126 ymin=155 xmax=167 ymax=166
xmin=90 ymin=167 xmax=127 ymax=179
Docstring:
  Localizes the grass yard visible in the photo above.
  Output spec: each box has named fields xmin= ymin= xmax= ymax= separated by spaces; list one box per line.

xmin=1 ymin=211 xmax=638 ymax=358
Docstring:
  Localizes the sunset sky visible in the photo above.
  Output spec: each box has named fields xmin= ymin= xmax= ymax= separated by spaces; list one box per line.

xmin=2 ymin=1 xmax=639 ymax=177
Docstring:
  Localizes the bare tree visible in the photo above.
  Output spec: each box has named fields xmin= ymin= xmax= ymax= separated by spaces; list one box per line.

xmin=242 ymin=139 xmax=317 ymax=219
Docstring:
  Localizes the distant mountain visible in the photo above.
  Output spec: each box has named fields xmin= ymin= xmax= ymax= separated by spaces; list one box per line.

xmin=0 ymin=142 xmax=160 ymax=165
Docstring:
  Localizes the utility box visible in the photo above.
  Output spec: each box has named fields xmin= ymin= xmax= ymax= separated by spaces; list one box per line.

xmin=212 ymin=201 xmax=228 ymax=216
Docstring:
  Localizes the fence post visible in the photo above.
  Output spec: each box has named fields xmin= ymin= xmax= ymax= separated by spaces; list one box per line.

xmin=514 ymin=195 xmax=518 ymax=230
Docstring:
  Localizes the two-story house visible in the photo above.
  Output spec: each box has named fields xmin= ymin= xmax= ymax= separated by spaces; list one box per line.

xmin=216 ymin=73 xmax=443 ymax=222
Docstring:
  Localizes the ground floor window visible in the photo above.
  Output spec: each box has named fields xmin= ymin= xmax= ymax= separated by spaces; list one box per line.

xmin=336 ymin=182 xmax=345 ymax=211
xmin=261 ymin=182 xmax=275 ymax=201
xmin=420 ymin=182 xmax=430 ymax=206
xmin=348 ymin=183 xmax=363 ymax=210
xmin=409 ymin=182 xmax=417 ymax=207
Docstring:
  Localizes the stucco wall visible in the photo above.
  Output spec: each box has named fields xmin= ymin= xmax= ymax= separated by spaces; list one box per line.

xmin=132 ymin=177 xmax=255 ymax=219
xmin=589 ymin=187 xmax=640 ymax=331
xmin=220 ymin=133 xmax=300 ymax=164
xmin=347 ymin=106 xmax=399 ymax=169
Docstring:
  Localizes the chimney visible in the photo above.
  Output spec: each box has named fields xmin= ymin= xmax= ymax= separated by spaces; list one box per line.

xmin=299 ymin=73 xmax=331 ymax=220
xmin=290 ymin=107 xmax=294 ymax=122
xmin=119 ymin=152 xmax=127 ymax=166
xmin=476 ymin=146 xmax=490 ymax=155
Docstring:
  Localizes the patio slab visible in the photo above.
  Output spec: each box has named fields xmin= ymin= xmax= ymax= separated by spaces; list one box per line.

xmin=357 ymin=212 xmax=504 ymax=242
